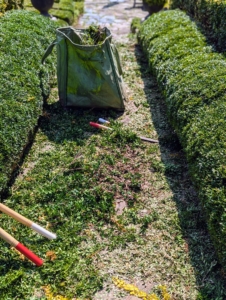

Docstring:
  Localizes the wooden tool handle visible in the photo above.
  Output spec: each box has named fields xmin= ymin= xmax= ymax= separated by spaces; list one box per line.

xmin=139 ymin=136 xmax=159 ymax=143
xmin=0 ymin=227 xmax=18 ymax=247
xmin=0 ymin=203 xmax=57 ymax=240
xmin=90 ymin=122 xmax=113 ymax=130
xmin=0 ymin=203 xmax=31 ymax=227
xmin=0 ymin=227 xmax=43 ymax=266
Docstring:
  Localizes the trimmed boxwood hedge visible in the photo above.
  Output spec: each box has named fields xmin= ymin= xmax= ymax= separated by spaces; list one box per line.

xmin=138 ymin=9 xmax=226 ymax=268
xmin=0 ymin=10 xmax=58 ymax=195
xmin=170 ymin=0 xmax=226 ymax=52
xmin=49 ymin=0 xmax=75 ymax=24
xmin=144 ymin=0 xmax=166 ymax=6
xmin=0 ymin=0 xmax=23 ymax=14
xmin=24 ymin=0 xmax=84 ymax=25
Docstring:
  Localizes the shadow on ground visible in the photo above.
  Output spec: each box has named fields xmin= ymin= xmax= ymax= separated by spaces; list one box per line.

xmin=103 ymin=2 xmax=122 ymax=9
xmin=39 ymin=101 xmax=123 ymax=144
xmin=134 ymin=43 xmax=226 ymax=299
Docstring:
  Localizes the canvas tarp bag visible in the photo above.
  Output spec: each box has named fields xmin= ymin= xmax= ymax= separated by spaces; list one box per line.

xmin=42 ymin=26 xmax=126 ymax=110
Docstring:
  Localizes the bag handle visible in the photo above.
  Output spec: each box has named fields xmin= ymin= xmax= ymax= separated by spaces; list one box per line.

xmin=41 ymin=40 xmax=58 ymax=64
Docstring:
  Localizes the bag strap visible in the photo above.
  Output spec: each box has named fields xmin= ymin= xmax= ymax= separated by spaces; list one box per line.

xmin=41 ymin=40 xmax=58 ymax=64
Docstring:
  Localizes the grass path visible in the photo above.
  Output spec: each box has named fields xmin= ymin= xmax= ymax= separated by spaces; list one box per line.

xmin=1 ymin=35 xmax=226 ymax=299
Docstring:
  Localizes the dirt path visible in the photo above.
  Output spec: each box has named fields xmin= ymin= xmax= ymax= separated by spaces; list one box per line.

xmin=72 ymin=2 xmax=226 ymax=299
xmin=77 ymin=0 xmax=148 ymax=41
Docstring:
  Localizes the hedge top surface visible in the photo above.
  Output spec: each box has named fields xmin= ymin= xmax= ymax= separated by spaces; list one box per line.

xmin=138 ymin=8 xmax=226 ymax=270
xmin=0 ymin=10 xmax=58 ymax=194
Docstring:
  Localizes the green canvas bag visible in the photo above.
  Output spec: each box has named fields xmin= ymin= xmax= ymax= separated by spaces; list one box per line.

xmin=42 ymin=26 xmax=126 ymax=110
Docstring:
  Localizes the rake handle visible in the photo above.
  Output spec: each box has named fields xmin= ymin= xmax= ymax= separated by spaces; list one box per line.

xmin=90 ymin=122 xmax=113 ymax=130
xmin=0 ymin=227 xmax=43 ymax=266
xmin=0 ymin=203 xmax=56 ymax=240
xmin=0 ymin=203 xmax=31 ymax=227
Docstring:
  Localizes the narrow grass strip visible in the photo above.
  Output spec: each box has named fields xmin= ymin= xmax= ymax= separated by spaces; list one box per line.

xmin=138 ymin=9 xmax=226 ymax=269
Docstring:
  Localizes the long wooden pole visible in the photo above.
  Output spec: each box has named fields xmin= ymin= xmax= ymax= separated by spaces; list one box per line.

xmin=0 ymin=204 xmax=56 ymax=240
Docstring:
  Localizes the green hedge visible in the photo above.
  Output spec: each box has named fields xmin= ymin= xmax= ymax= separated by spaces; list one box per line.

xmin=144 ymin=0 xmax=166 ymax=5
xmin=49 ymin=0 xmax=74 ymax=24
xmin=170 ymin=0 xmax=226 ymax=52
xmin=0 ymin=10 xmax=58 ymax=195
xmin=0 ymin=0 xmax=23 ymax=14
xmin=138 ymin=9 xmax=226 ymax=268
xmin=24 ymin=0 xmax=84 ymax=25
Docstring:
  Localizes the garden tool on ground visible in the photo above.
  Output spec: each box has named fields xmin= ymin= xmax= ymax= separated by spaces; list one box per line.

xmin=0 ymin=203 xmax=57 ymax=266
xmin=0 ymin=203 xmax=56 ymax=239
xmin=0 ymin=227 xmax=43 ymax=266
xmin=94 ymin=118 xmax=159 ymax=143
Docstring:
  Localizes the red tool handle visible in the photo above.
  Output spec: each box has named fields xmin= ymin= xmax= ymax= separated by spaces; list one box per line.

xmin=90 ymin=122 xmax=112 ymax=130
xmin=90 ymin=122 xmax=101 ymax=129
xmin=15 ymin=243 xmax=43 ymax=267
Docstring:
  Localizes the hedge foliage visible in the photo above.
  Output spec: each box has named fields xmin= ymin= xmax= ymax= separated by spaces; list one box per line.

xmin=0 ymin=0 xmax=23 ymax=14
xmin=144 ymin=0 xmax=166 ymax=6
xmin=138 ymin=9 xmax=226 ymax=268
xmin=0 ymin=10 xmax=58 ymax=195
xmin=24 ymin=0 xmax=84 ymax=25
xmin=170 ymin=0 xmax=226 ymax=52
